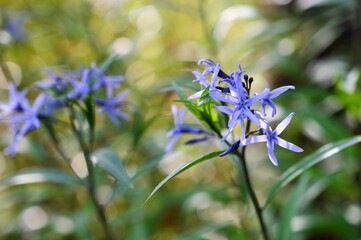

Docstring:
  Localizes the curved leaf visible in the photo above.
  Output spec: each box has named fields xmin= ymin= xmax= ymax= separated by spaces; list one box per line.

xmin=264 ymin=135 xmax=361 ymax=208
xmin=144 ymin=151 xmax=222 ymax=204
xmin=92 ymin=148 xmax=133 ymax=188
xmin=0 ymin=168 xmax=83 ymax=190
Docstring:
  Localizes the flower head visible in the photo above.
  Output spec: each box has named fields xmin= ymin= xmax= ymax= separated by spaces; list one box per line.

xmin=244 ymin=113 xmax=303 ymax=166
xmin=260 ymin=86 xmax=295 ymax=117
xmin=0 ymin=82 xmax=28 ymax=116
xmin=95 ymin=89 xmax=129 ymax=125
xmin=165 ymin=104 xmax=207 ymax=153
xmin=3 ymin=94 xmax=46 ymax=155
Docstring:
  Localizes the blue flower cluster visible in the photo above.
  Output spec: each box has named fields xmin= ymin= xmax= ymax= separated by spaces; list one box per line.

xmin=167 ymin=59 xmax=303 ymax=166
xmin=0 ymin=63 xmax=128 ymax=155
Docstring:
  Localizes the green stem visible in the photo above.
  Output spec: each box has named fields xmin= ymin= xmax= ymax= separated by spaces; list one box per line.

xmin=236 ymin=120 xmax=269 ymax=240
xmin=69 ymin=106 xmax=114 ymax=240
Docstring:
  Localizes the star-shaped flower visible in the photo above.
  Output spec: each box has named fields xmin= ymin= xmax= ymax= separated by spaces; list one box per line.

xmin=165 ymin=104 xmax=206 ymax=153
xmin=212 ymin=71 xmax=269 ymax=141
xmin=0 ymin=82 xmax=28 ymax=117
xmin=244 ymin=112 xmax=303 ymax=166
xmin=260 ymin=86 xmax=295 ymax=117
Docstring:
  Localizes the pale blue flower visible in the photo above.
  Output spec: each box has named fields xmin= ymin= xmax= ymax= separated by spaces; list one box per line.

xmin=67 ymin=68 xmax=91 ymax=99
xmin=260 ymin=86 xmax=295 ymax=117
xmin=0 ymin=82 xmax=28 ymax=116
xmin=212 ymin=70 xmax=269 ymax=141
xmin=95 ymin=89 xmax=129 ymax=125
xmin=4 ymin=94 xmax=46 ymax=155
xmin=3 ymin=12 xmax=26 ymax=41
xmin=165 ymin=104 xmax=206 ymax=153
xmin=244 ymin=112 xmax=303 ymax=166
xmin=89 ymin=63 xmax=125 ymax=96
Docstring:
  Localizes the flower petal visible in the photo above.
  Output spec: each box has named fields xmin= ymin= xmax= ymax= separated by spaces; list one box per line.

xmin=267 ymin=141 xmax=278 ymax=166
xmin=165 ymin=135 xmax=180 ymax=153
xmin=277 ymin=137 xmax=303 ymax=152
xmin=244 ymin=135 xmax=267 ymax=145
xmin=214 ymin=106 xmax=234 ymax=115
xmin=270 ymin=86 xmax=295 ymax=99
xmin=275 ymin=112 xmax=294 ymax=134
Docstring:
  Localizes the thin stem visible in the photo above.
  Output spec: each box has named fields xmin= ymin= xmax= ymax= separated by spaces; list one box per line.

xmin=236 ymin=120 xmax=269 ymax=240
xmin=68 ymin=106 xmax=115 ymax=240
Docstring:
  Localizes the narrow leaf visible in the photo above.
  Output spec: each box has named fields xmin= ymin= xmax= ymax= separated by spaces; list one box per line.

xmin=0 ymin=168 xmax=83 ymax=190
xmin=264 ymin=135 xmax=361 ymax=208
xmin=100 ymin=54 xmax=120 ymax=71
xmin=144 ymin=151 xmax=222 ymax=204
xmin=278 ymin=176 xmax=309 ymax=240
xmin=92 ymin=148 xmax=133 ymax=188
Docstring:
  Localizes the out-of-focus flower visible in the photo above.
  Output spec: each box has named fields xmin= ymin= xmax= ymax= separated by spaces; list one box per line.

xmin=3 ymin=94 xmax=46 ymax=155
xmin=0 ymin=82 xmax=28 ymax=116
xmin=95 ymin=89 xmax=130 ymax=125
xmin=67 ymin=68 xmax=92 ymax=100
xmin=2 ymin=12 xmax=26 ymax=41
xmin=165 ymin=104 xmax=207 ymax=153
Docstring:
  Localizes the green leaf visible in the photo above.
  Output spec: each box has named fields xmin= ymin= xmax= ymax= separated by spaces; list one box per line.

xmin=92 ymin=148 xmax=133 ymax=188
xmin=0 ymin=168 xmax=83 ymax=190
xmin=278 ymin=176 xmax=309 ymax=240
xmin=173 ymin=83 xmax=221 ymax=134
xmin=100 ymin=54 xmax=120 ymax=71
xmin=264 ymin=135 xmax=361 ymax=208
xmin=144 ymin=151 xmax=223 ymax=204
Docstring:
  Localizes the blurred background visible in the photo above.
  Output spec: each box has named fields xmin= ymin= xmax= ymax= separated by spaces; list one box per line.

xmin=0 ymin=0 xmax=360 ymax=239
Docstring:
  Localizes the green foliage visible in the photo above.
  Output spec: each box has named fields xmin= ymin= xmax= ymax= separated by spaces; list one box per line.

xmin=92 ymin=148 xmax=133 ymax=188
xmin=0 ymin=168 xmax=83 ymax=189
xmin=145 ymin=150 xmax=223 ymax=204
xmin=173 ymin=83 xmax=221 ymax=134
xmin=0 ymin=0 xmax=360 ymax=239
xmin=265 ymin=135 xmax=361 ymax=208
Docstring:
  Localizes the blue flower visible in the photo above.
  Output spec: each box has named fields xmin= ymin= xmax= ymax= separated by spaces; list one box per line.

xmin=35 ymin=69 xmax=73 ymax=95
xmin=212 ymin=70 xmax=269 ymax=141
xmin=4 ymin=94 xmax=46 ymax=155
xmin=3 ymin=12 xmax=26 ymax=41
xmin=95 ymin=89 xmax=129 ymax=125
xmin=188 ymin=59 xmax=218 ymax=102
xmin=165 ymin=104 xmax=206 ymax=153
xmin=67 ymin=68 xmax=91 ymax=100
xmin=0 ymin=82 xmax=28 ymax=116
xmin=260 ymin=86 xmax=295 ymax=117
xmin=89 ymin=63 xmax=125 ymax=96
xmin=243 ymin=112 xmax=303 ymax=166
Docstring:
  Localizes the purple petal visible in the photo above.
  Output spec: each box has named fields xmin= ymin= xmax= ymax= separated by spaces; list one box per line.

xmin=209 ymin=90 xmax=238 ymax=105
xmin=32 ymin=94 xmax=46 ymax=113
xmin=184 ymin=136 xmax=208 ymax=145
xmin=219 ymin=140 xmax=240 ymax=157
xmin=277 ymin=137 xmax=303 ymax=152
xmin=198 ymin=59 xmax=216 ymax=68
xmin=192 ymin=71 xmax=209 ymax=87
xmin=114 ymin=90 xmax=129 ymax=102
xmin=267 ymin=141 xmax=278 ymax=166
xmin=247 ymin=88 xmax=270 ymax=106
xmin=243 ymin=135 xmax=267 ymax=145
xmin=228 ymin=109 xmax=242 ymax=130
xmin=270 ymin=86 xmax=295 ymax=99
xmin=233 ymin=71 xmax=245 ymax=100
xmin=165 ymin=135 xmax=180 ymax=153
xmin=213 ymin=106 xmax=234 ymax=115
xmin=243 ymin=107 xmax=260 ymax=125
xmin=275 ymin=112 xmax=294 ymax=134
xmin=210 ymin=64 xmax=220 ymax=89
